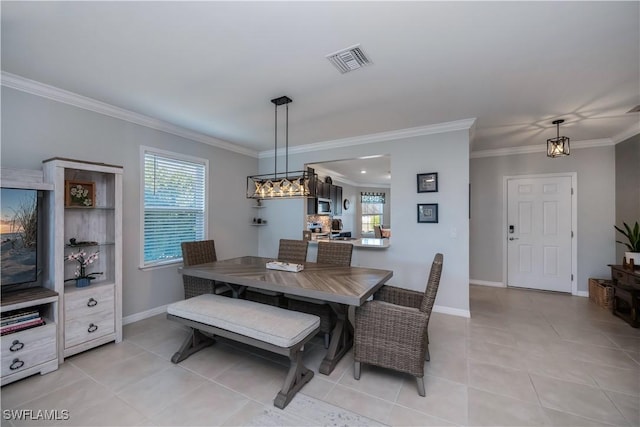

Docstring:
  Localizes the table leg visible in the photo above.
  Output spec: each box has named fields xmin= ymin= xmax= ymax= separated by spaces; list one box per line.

xmin=319 ymin=303 xmax=353 ymax=375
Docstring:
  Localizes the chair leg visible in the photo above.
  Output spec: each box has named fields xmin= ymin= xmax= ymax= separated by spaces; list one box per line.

xmin=324 ymin=333 xmax=330 ymax=349
xmin=416 ymin=376 xmax=425 ymax=397
xmin=354 ymin=361 xmax=361 ymax=380
xmin=425 ymin=345 xmax=430 ymax=361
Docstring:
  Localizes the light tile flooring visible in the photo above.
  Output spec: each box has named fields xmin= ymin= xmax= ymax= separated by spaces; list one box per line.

xmin=2 ymin=285 xmax=640 ymax=426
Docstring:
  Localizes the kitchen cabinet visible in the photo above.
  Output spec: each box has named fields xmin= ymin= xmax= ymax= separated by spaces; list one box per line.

xmin=306 ymin=182 xmax=343 ymax=215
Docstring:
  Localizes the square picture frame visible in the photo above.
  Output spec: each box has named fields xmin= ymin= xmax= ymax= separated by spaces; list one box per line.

xmin=417 ymin=172 xmax=438 ymax=193
xmin=417 ymin=203 xmax=438 ymax=223
xmin=65 ymin=180 xmax=96 ymax=208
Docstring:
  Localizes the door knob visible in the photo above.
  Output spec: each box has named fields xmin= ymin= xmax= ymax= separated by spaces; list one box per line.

xmin=509 ymin=237 xmax=519 ymax=241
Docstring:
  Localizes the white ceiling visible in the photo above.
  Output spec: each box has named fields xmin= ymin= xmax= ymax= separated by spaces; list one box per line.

xmin=310 ymin=155 xmax=391 ymax=187
xmin=2 ymin=1 xmax=639 ymax=160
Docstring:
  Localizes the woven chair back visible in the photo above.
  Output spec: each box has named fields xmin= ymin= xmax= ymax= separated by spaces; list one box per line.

xmin=181 ymin=240 xmax=217 ymax=266
xmin=317 ymin=241 xmax=353 ymax=267
xmin=420 ymin=253 xmax=443 ymax=314
xmin=278 ymin=239 xmax=309 ymax=264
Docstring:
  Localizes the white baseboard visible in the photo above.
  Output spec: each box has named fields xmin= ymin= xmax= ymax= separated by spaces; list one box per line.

xmin=433 ymin=305 xmax=471 ymax=318
xmin=123 ymin=304 xmax=169 ymax=325
xmin=470 ymin=279 xmax=506 ymax=288
xmin=574 ymin=291 xmax=589 ymax=298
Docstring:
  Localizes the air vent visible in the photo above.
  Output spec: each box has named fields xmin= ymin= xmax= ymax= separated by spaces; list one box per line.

xmin=627 ymin=105 xmax=640 ymax=113
xmin=326 ymin=44 xmax=372 ymax=74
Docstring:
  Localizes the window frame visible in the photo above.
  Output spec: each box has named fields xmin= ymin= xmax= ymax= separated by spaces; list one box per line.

xmin=139 ymin=146 xmax=209 ymax=270
xmin=361 ymin=202 xmax=384 ymax=234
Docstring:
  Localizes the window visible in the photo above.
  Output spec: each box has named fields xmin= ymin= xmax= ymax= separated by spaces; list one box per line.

xmin=141 ymin=147 xmax=207 ymax=268
xmin=361 ymin=192 xmax=385 ymax=234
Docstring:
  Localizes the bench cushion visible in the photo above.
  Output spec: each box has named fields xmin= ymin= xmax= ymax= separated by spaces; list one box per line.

xmin=167 ymin=294 xmax=320 ymax=348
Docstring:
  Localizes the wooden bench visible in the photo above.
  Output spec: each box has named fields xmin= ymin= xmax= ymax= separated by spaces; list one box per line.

xmin=166 ymin=294 xmax=320 ymax=409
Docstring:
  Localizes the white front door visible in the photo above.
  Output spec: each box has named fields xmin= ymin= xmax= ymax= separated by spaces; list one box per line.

xmin=507 ymin=176 xmax=573 ymax=292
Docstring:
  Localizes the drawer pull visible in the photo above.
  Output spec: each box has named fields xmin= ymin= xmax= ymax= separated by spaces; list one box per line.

xmin=88 ymin=323 xmax=98 ymax=333
xmin=10 ymin=359 xmax=24 ymax=371
xmin=87 ymin=298 xmax=98 ymax=307
xmin=9 ymin=340 xmax=25 ymax=352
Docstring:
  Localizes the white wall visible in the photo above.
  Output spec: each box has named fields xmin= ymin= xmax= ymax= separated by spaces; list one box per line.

xmin=257 ymin=130 xmax=471 ymax=315
xmin=1 ymin=87 xmax=258 ymax=317
xmin=470 ymin=146 xmax=616 ymax=292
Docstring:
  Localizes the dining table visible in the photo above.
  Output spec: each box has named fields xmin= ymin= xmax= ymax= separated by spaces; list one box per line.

xmin=179 ymin=256 xmax=393 ymax=375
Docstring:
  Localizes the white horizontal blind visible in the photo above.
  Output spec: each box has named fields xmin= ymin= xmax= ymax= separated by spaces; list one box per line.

xmin=143 ymin=151 xmax=206 ymax=266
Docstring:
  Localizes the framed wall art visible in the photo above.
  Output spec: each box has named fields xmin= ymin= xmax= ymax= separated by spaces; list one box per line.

xmin=417 ymin=203 xmax=438 ymax=223
xmin=417 ymin=172 xmax=438 ymax=193
xmin=65 ymin=180 xmax=95 ymax=208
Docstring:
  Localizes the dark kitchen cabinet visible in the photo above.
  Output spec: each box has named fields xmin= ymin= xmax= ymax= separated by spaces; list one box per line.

xmin=334 ymin=186 xmax=342 ymax=215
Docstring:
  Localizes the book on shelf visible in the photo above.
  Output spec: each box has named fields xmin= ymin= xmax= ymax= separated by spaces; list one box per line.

xmin=1 ymin=308 xmax=39 ymax=323
xmin=0 ymin=317 xmax=45 ymax=335
xmin=0 ymin=309 xmax=40 ymax=326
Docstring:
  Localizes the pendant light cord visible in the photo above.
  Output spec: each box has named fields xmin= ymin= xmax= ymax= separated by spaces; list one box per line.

xmin=274 ymin=103 xmax=278 ymax=179
xmin=286 ymin=103 xmax=289 ymax=179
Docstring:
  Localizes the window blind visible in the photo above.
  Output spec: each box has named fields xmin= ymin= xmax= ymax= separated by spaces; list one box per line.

xmin=143 ymin=151 xmax=206 ymax=266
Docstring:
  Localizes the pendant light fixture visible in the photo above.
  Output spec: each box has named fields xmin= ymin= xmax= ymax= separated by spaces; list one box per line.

xmin=246 ymin=96 xmax=317 ymax=199
xmin=547 ymin=119 xmax=570 ymax=158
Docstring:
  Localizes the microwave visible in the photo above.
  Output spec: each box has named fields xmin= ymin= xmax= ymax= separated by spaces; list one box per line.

xmin=317 ymin=198 xmax=332 ymax=215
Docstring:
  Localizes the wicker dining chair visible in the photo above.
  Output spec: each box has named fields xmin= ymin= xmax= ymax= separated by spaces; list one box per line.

xmin=245 ymin=239 xmax=309 ymax=307
xmin=353 ymin=253 xmax=443 ymax=397
xmin=277 ymin=239 xmax=309 ymax=263
xmin=287 ymin=241 xmax=353 ymax=348
xmin=181 ymin=240 xmax=230 ymax=299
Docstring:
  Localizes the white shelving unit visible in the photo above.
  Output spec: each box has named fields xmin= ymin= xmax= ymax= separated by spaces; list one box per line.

xmin=0 ymin=168 xmax=58 ymax=385
xmin=43 ymin=158 xmax=123 ymax=361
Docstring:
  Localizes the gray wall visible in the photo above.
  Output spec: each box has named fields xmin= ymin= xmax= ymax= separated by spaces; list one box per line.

xmin=615 ymin=135 xmax=640 ymax=261
xmin=257 ymin=130 xmax=471 ymax=315
xmin=1 ymin=87 xmax=258 ymax=317
xmin=470 ymin=146 xmax=616 ymax=293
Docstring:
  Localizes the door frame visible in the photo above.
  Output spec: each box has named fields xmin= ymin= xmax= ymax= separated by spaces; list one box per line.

xmin=502 ymin=172 xmax=578 ymax=295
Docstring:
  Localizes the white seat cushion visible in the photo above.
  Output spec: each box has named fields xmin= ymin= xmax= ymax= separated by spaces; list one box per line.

xmin=167 ymin=294 xmax=320 ymax=348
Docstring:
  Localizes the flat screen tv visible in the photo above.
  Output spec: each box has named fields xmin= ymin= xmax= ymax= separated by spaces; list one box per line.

xmin=1 ymin=188 xmax=41 ymax=288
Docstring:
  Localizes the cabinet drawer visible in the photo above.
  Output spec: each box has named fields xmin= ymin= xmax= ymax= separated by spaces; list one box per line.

xmin=1 ymin=323 xmax=56 ymax=377
xmin=65 ymin=309 xmax=114 ymax=348
xmin=613 ymin=269 xmax=627 ymax=282
xmin=65 ymin=285 xmax=114 ymax=321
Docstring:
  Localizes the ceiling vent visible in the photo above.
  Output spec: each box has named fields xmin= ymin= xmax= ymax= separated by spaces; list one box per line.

xmin=627 ymin=105 xmax=640 ymax=113
xmin=326 ymin=44 xmax=372 ymax=74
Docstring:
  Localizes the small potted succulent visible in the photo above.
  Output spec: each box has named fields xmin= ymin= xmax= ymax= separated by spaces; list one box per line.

xmin=615 ymin=221 xmax=640 ymax=267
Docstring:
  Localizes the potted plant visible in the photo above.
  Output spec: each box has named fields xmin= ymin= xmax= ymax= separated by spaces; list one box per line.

xmin=615 ymin=221 xmax=640 ymax=267
xmin=64 ymin=250 xmax=103 ymax=287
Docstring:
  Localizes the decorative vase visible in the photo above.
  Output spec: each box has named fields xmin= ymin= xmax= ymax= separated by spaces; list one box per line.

xmin=75 ymin=277 xmax=92 ymax=288
xmin=625 ymin=252 xmax=640 ymax=267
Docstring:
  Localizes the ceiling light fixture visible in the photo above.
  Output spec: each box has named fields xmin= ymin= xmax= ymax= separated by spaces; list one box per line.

xmin=246 ymin=96 xmax=316 ymax=199
xmin=547 ymin=119 xmax=570 ymax=158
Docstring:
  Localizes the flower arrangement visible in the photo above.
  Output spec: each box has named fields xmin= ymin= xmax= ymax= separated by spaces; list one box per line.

xmin=69 ymin=183 xmax=93 ymax=207
xmin=65 ymin=181 xmax=95 ymax=208
xmin=64 ymin=250 xmax=103 ymax=283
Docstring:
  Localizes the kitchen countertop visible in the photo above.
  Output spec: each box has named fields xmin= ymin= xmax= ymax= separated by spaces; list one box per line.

xmin=310 ymin=237 xmax=390 ymax=249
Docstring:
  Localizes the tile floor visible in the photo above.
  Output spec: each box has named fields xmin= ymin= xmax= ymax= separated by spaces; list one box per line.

xmin=2 ymin=285 xmax=640 ymax=426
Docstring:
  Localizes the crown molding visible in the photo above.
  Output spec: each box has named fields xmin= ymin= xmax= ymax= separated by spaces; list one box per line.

xmin=1 ymin=71 xmax=258 ymax=158
xmin=259 ymin=118 xmax=477 ymax=158
xmin=470 ymin=138 xmax=614 ymax=159
xmin=612 ymin=122 xmax=640 ymax=144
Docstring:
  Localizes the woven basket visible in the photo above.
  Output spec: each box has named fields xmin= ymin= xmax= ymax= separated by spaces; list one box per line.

xmin=589 ymin=278 xmax=613 ymax=309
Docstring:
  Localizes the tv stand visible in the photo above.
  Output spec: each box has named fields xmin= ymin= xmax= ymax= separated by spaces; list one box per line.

xmin=1 ymin=168 xmax=58 ymax=386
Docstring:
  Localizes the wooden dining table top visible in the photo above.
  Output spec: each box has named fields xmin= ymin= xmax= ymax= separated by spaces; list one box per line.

xmin=180 ymin=256 xmax=393 ymax=306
